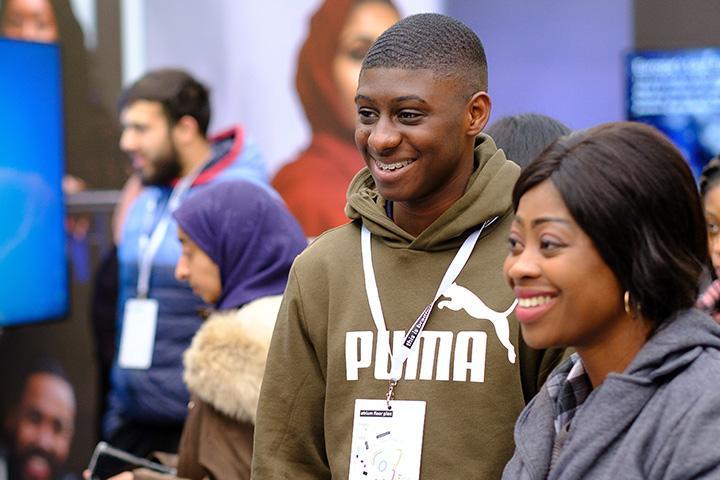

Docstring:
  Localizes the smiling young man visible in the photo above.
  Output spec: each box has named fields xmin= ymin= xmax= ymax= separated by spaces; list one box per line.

xmin=104 ymin=68 xmax=270 ymax=459
xmin=252 ymin=14 xmax=563 ymax=480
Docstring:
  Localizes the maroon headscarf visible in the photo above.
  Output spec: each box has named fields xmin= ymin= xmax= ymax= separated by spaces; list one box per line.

xmin=295 ymin=0 xmax=358 ymax=143
xmin=275 ymin=0 xmax=399 ymax=237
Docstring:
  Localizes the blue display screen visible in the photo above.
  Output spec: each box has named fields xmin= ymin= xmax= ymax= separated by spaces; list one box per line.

xmin=0 ymin=38 xmax=68 ymax=326
xmin=627 ymin=48 xmax=720 ymax=178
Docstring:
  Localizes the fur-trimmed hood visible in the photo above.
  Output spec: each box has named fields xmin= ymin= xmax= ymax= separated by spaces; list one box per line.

xmin=183 ymin=295 xmax=282 ymax=424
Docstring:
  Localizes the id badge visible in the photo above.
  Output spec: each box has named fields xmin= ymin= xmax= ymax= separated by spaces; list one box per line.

xmin=117 ymin=298 xmax=159 ymax=369
xmin=348 ymin=399 xmax=426 ymax=480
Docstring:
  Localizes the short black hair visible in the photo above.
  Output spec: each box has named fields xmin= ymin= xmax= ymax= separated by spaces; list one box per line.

xmin=700 ymin=156 xmax=720 ymax=199
xmin=513 ymin=121 xmax=708 ymax=326
xmin=486 ymin=113 xmax=571 ymax=169
xmin=361 ymin=13 xmax=488 ymax=96
xmin=10 ymin=358 xmax=73 ymax=407
xmin=118 ymin=68 xmax=211 ymax=135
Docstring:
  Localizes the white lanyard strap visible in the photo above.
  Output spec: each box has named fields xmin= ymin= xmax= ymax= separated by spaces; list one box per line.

xmin=136 ymin=163 xmax=206 ymax=298
xmin=361 ymin=216 xmax=497 ymax=382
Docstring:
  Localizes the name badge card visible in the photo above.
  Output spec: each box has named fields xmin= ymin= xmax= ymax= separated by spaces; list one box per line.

xmin=118 ymin=298 xmax=158 ymax=369
xmin=348 ymin=399 xmax=426 ymax=480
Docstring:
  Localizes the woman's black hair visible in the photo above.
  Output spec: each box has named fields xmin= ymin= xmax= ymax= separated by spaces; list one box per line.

xmin=485 ymin=113 xmax=571 ymax=169
xmin=512 ymin=121 xmax=708 ymax=326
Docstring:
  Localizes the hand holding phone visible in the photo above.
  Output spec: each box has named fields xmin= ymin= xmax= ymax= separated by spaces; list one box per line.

xmin=87 ymin=442 xmax=176 ymax=480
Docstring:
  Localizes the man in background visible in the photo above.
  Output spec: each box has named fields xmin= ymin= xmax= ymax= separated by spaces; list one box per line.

xmin=1 ymin=360 xmax=77 ymax=480
xmin=103 ymin=68 xmax=269 ymax=459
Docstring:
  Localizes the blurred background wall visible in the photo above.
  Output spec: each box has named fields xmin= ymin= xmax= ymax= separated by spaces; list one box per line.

xmin=449 ymin=0 xmax=632 ymax=131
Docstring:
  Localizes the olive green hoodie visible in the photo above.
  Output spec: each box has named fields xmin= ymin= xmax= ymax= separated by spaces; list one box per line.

xmin=252 ymin=134 xmax=563 ymax=479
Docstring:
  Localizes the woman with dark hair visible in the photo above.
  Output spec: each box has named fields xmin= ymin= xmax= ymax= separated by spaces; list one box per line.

xmin=502 ymin=122 xmax=720 ymax=479
xmin=272 ymin=0 xmax=399 ymax=237
xmin=485 ymin=113 xmax=571 ymax=170
xmin=1 ymin=0 xmax=127 ymax=191
xmin=696 ymin=156 xmax=720 ymax=321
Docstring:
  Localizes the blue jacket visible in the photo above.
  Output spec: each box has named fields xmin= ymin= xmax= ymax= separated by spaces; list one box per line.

xmin=104 ymin=126 xmax=271 ymax=437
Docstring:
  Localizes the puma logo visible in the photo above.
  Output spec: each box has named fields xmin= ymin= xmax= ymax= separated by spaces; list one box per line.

xmin=438 ymin=282 xmax=517 ymax=364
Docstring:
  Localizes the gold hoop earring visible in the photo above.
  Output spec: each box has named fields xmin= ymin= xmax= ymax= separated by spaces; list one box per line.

xmin=624 ymin=291 xmax=632 ymax=315
xmin=624 ymin=291 xmax=641 ymax=318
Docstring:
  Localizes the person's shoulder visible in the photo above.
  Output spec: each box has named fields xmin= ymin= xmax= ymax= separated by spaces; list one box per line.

xmin=273 ymin=154 xmax=337 ymax=191
xmin=273 ymin=172 xmax=338 ymax=209
xmin=660 ymin=313 xmax=720 ymax=390
xmin=647 ymin=345 xmax=720 ymax=431
xmin=675 ymin=346 xmax=720 ymax=392
xmin=646 ymin=348 xmax=720 ymax=476
xmin=200 ymin=297 xmax=282 ymax=344
xmin=292 ymin=222 xmax=360 ymax=268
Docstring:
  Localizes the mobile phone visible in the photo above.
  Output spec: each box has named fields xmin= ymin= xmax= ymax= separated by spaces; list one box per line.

xmin=87 ymin=441 xmax=177 ymax=479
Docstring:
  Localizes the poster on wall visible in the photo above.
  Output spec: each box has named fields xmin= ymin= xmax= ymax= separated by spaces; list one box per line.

xmin=271 ymin=0 xmax=402 ymax=237
xmin=0 ymin=0 xmax=127 ymax=191
xmin=0 ymin=36 xmax=77 ymax=480
xmin=0 ymin=0 xmax=122 ymax=477
xmin=628 ymin=47 xmax=720 ymax=177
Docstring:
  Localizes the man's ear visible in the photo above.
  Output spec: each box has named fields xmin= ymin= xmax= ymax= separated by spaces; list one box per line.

xmin=171 ymin=115 xmax=201 ymax=146
xmin=466 ymin=91 xmax=492 ymax=137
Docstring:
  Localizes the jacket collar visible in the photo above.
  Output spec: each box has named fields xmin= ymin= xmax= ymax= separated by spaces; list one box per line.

xmin=182 ymin=295 xmax=281 ymax=423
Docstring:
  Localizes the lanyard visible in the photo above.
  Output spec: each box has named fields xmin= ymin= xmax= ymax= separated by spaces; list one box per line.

xmin=136 ymin=163 xmax=206 ymax=298
xmin=360 ymin=217 xmax=497 ymax=402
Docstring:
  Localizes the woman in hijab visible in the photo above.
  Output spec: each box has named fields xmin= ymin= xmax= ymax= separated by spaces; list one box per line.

xmin=272 ymin=0 xmax=399 ymax=238
xmin=121 ymin=179 xmax=307 ymax=480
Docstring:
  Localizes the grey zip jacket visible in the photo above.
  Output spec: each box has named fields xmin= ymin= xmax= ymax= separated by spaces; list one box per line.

xmin=503 ymin=309 xmax=720 ymax=479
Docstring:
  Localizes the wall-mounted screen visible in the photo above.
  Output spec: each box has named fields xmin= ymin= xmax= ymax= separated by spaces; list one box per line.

xmin=627 ymin=47 xmax=720 ymax=177
xmin=0 ymin=38 xmax=68 ymax=326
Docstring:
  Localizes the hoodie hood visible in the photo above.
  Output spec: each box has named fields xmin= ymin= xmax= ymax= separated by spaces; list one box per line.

xmin=615 ymin=308 xmax=720 ymax=384
xmin=345 ymin=134 xmax=519 ymax=251
xmin=183 ymin=295 xmax=282 ymax=424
